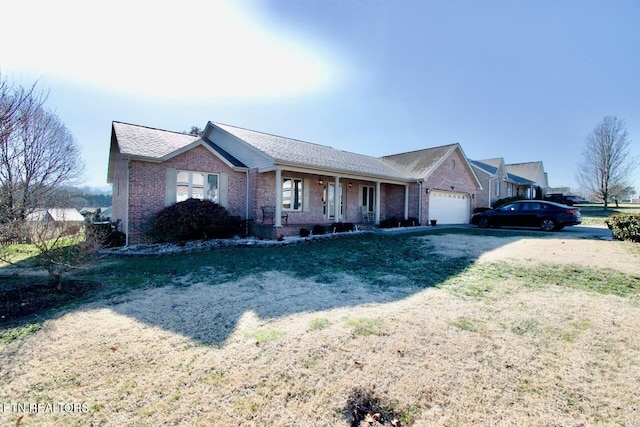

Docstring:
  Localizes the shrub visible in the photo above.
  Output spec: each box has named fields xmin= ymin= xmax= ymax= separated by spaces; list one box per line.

xmin=299 ymin=227 xmax=310 ymax=237
xmin=85 ymin=220 xmax=125 ymax=248
xmin=331 ymin=222 xmax=354 ymax=233
xmin=605 ymin=213 xmax=640 ymax=242
xmin=400 ymin=217 xmax=420 ymax=227
xmin=312 ymin=224 xmax=326 ymax=235
xmin=149 ymin=198 xmax=241 ymax=242
xmin=379 ymin=217 xmax=400 ymax=228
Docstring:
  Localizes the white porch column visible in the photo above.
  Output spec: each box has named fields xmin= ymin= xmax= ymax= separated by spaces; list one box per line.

xmin=334 ymin=175 xmax=340 ymax=221
xmin=275 ymin=168 xmax=282 ymax=227
xmin=375 ymin=181 xmax=381 ymax=224
xmin=404 ymin=184 xmax=409 ymax=220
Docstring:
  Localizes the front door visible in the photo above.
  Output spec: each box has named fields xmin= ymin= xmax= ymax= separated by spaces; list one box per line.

xmin=326 ymin=183 xmax=344 ymax=221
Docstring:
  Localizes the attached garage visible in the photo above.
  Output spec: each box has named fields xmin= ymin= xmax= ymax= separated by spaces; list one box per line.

xmin=429 ymin=190 xmax=471 ymax=224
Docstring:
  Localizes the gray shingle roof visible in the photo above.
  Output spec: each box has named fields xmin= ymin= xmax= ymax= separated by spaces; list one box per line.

xmin=112 ymin=122 xmax=246 ymax=167
xmin=113 ymin=122 xmax=200 ymax=159
xmin=213 ymin=122 xmax=411 ymax=180
xmin=506 ymin=161 xmax=545 ymax=183
xmin=469 ymin=159 xmax=498 ymax=175
xmin=381 ymin=144 xmax=457 ymax=178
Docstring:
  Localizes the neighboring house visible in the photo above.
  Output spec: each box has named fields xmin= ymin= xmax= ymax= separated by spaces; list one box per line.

xmin=505 ymin=161 xmax=549 ymax=198
xmin=108 ymin=121 xmax=482 ymax=243
xmin=25 ymin=208 xmax=85 ymax=241
xmin=27 ymin=208 xmax=85 ymax=225
xmin=470 ymin=158 xmax=535 ymax=208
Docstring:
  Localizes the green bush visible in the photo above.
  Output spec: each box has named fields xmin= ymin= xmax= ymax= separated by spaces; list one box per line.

xmin=605 ymin=213 xmax=640 ymax=242
xmin=149 ymin=198 xmax=241 ymax=242
xmin=299 ymin=227 xmax=310 ymax=237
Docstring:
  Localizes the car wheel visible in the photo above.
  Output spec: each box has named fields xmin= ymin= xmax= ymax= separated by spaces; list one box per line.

xmin=478 ymin=217 xmax=490 ymax=228
xmin=540 ymin=218 xmax=557 ymax=232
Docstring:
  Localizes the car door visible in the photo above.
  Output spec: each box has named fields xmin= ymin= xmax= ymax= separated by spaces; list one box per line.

xmin=492 ymin=203 xmax=521 ymax=227
xmin=517 ymin=202 xmax=542 ymax=227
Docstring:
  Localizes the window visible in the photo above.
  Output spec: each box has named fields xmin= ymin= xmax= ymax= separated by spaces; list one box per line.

xmin=362 ymin=186 xmax=375 ymax=211
xmin=282 ymin=178 xmax=303 ymax=211
xmin=499 ymin=203 xmax=519 ymax=212
xmin=177 ymin=171 xmax=219 ymax=203
xmin=495 ymin=179 xmax=500 ymax=196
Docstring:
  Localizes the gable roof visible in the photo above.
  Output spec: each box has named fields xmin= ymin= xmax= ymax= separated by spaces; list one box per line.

xmin=469 ymin=159 xmax=499 ymax=175
xmin=210 ymin=122 xmax=412 ymax=181
xmin=112 ymin=121 xmax=200 ymax=159
xmin=382 ymin=144 xmax=481 ymax=188
xmin=108 ymin=122 xmax=247 ymax=182
xmin=470 ymin=158 xmax=534 ymax=185
xmin=506 ymin=161 xmax=547 ymax=186
xmin=507 ymin=173 xmax=535 ymax=185
xmin=110 ymin=120 xmax=483 ymax=186
xmin=27 ymin=208 xmax=84 ymax=222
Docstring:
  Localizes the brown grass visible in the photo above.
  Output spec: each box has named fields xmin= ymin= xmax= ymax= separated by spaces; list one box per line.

xmin=1 ymin=234 xmax=639 ymax=426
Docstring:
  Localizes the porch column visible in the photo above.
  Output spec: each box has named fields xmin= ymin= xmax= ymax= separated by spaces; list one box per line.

xmin=275 ymin=168 xmax=282 ymax=227
xmin=404 ymin=185 xmax=409 ymax=220
xmin=375 ymin=181 xmax=381 ymax=224
xmin=334 ymin=175 xmax=340 ymax=222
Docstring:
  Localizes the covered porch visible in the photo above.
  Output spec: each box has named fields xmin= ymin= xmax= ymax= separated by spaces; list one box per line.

xmin=264 ymin=165 xmax=415 ymax=230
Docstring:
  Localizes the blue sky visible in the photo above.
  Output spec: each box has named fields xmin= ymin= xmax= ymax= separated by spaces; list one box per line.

xmin=1 ymin=0 xmax=638 ymax=194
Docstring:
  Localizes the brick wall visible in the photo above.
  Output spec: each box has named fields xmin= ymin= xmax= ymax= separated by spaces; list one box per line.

xmin=422 ymin=150 xmax=479 ymax=223
xmin=125 ymin=145 xmax=247 ymax=243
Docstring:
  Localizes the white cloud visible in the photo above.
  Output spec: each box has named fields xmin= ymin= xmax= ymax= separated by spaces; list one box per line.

xmin=0 ymin=0 xmax=342 ymax=99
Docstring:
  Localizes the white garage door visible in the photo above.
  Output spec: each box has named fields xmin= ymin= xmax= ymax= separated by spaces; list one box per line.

xmin=429 ymin=191 xmax=470 ymax=224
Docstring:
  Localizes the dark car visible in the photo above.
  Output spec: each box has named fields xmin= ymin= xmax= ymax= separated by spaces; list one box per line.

xmin=471 ymin=200 xmax=581 ymax=231
xmin=543 ymin=193 xmax=580 ymax=206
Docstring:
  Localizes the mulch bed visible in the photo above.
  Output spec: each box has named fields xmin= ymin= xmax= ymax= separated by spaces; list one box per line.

xmin=0 ymin=280 xmax=101 ymax=322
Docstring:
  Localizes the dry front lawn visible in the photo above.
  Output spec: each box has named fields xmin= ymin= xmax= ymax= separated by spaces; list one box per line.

xmin=1 ymin=230 xmax=639 ymax=426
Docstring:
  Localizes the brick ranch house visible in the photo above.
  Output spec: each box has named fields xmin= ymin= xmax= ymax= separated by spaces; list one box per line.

xmin=469 ymin=158 xmax=537 ymax=208
xmin=108 ymin=121 xmax=482 ymax=244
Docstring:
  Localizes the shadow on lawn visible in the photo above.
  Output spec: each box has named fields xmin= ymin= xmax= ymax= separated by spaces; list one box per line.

xmin=1 ymin=226 xmax=614 ymax=346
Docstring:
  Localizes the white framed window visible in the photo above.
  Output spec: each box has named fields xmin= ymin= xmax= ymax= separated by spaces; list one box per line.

xmin=282 ymin=178 xmax=303 ymax=211
xmin=362 ymin=185 xmax=375 ymax=211
xmin=177 ymin=170 xmax=219 ymax=203
xmin=495 ymin=179 xmax=500 ymax=196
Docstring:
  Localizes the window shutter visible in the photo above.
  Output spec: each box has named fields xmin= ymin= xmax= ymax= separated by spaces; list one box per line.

xmin=219 ymin=173 xmax=229 ymax=207
xmin=165 ymin=168 xmax=177 ymax=206
xmin=303 ymin=178 xmax=310 ymax=212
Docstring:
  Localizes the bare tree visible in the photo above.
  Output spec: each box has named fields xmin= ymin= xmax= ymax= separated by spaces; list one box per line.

xmin=576 ymin=116 xmax=637 ymax=208
xmin=187 ymin=125 xmax=204 ymax=136
xmin=26 ymin=209 xmax=99 ymax=288
xmin=0 ymin=75 xmax=85 ymax=238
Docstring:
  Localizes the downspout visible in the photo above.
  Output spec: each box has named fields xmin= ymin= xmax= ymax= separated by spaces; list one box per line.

xmin=417 ymin=180 xmax=422 ymax=225
xmin=488 ymin=176 xmax=496 ymax=207
xmin=124 ymin=159 xmax=130 ymax=247
xmin=275 ymin=168 xmax=282 ymax=227
xmin=245 ymin=170 xmax=249 ymax=220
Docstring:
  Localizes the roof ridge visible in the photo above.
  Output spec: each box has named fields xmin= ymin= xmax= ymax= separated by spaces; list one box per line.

xmin=113 ymin=121 xmax=195 ymax=138
xmin=381 ymin=143 xmax=458 ymax=158
xmin=212 ymin=121 xmax=390 ymax=161
xmin=506 ymin=161 xmax=542 ymax=166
